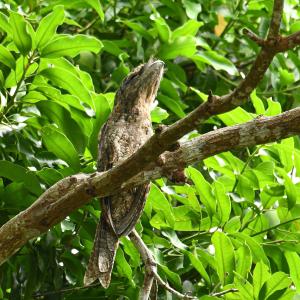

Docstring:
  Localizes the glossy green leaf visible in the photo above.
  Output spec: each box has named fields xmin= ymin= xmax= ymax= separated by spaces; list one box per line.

xmin=147 ymin=183 xmax=175 ymax=227
xmin=102 ymin=40 xmax=129 ymax=58
xmin=187 ymin=166 xmax=216 ymax=217
xmin=41 ymin=35 xmax=103 ymax=58
xmin=235 ymin=245 xmax=252 ymax=278
xmin=37 ymin=101 xmax=87 ymax=153
xmin=0 ymin=12 xmax=12 ymax=35
xmin=218 ymin=107 xmax=253 ymax=126
xmin=88 ymin=93 xmax=112 ymax=159
xmin=0 ymin=161 xmax=42 ymax=196
xmin=251 ymin=90 xmax=265 ymax=114
xmin=35 ymin=5 xmax=65 ymax=49
xmin=153 ymin=16 xmax=171 ymax=42
xmin=151 ymin=106 xmax=169 ymax=123
xmin=159 ymin=264 xmax=181 ymax=290
xmin=233 ymin=233 xmax=269 ymax=266
xmin=182 ymin=0 xmax=202 ymax=19
xmin=265 ymin=98 xmax=281 ymax=116
xmin=185 ymin=251 xmax=210 ymax=283
xmin=157 ymin=94 xmax=186 ymax=118
xmin=158 ymin=36 xmax=197 ymax=60
xmin=211 ymin=231 xmax=235 ymax=285
xmin=40 ymin=66 xmax=94 ymax=109
xmin=213 ymin=181 xmax=231 ymax=225
xmin=85 ymin=0 xmax=104 ymax=21
xmin=284 ymin=251 xmax=300 ymax=292
xmin=42 ymin=125 xmax=80 ymax=171
xmin=193 ymin=51 xmax=238 ymax=75
xmin=253 ymin=261 xmax=271 ymax=299
xmin=9 ymin=11 xmax=32 ymax=55
xmin=115 ymin=248 xmax=134 ymax=286
xmin=0 ymin=45 xmax=16 ymax=69
xmin=172 ymin=20 xmax=203 ymax=40
xmin=259 ymin=272 xmax=291 ymax=300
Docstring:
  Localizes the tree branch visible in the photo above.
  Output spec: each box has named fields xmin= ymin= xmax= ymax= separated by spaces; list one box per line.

xmin=0 ymin=107 xmax=300 ymax=265
xmin=129 ymin=230 xmax=196 ymax=299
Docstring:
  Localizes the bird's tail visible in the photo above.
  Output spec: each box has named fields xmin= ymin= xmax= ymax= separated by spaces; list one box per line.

xmin=84 ymin=217 xmax=119 ymax=288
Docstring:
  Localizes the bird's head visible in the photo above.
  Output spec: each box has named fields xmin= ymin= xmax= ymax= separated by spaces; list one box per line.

xmin=115 ymin=59 xmax=164 ymax=110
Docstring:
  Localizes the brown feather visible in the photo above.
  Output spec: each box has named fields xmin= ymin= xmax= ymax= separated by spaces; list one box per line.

xmin=84 ymin=59 xmax=164 ymax=287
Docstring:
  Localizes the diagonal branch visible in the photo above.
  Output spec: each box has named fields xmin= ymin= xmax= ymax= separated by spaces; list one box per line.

xmin=0 ymin=107 xmax=300 ymax=265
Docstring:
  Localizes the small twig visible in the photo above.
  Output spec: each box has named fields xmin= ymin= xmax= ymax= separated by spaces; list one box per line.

xmin=129 ymin=230 xmax=196 ymax=300
xmin=251 ymin=216 xmax=300 ymax=237
xmin=211 ymin=288 xmax=238 ymax=297
xmin=33 ymin=282 xmax=101 ymax=298
xmin=77 ymin=17 xmax=99 ymax=33
xmin=243 ymin=28 xmax=266 ymax=47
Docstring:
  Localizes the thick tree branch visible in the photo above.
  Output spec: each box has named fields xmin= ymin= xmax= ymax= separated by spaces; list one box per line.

xmin=0 ymin=107 xmax=300 ymax=265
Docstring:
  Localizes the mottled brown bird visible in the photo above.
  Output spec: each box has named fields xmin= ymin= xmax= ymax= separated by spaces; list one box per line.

xmin=84 ymin=59 xmax=164 ymax=288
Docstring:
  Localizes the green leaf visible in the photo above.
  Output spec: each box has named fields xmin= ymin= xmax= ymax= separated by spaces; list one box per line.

xmin=115 ymin=248 xmax=134 ymax=286
xmin=147 ymin=183 xmax=175 ymax=227
xmin=85 ymin=0 xmax=104 ymax=21
xmin=158 ymin=36 xmax=197 ymax=60
xmin=233 ymin=233 xmax=269 ymax=266
xmin=151 ymin=106 xmax=169 ymax=123
xmin=213 ymin=181 xmax=231 ymax=225
xmin=0 ymin=12 xmax=12 ymax=35
xmin=251 ymin=90 xmax=265 ymax=115
xmin=253 ymin=261 xmax=271 ymax=299
xmin=284 ymin=251 xmax=300 ymax=292
xmin=159 ymin=264 xmax=182 ymax=290
xmin=42 ymin=125 xmax=80 ymax=171
xmin=41 ymin=34 xmax=103 ymax=58
xmin=102 ymin=40 xmax=129 ymax=58
xmin=187 ymin=166 xmax=216 ymax=218
xmin=172 ymin=20 xmax=203 ymax=40
xmin=9 ymin=11 xmax=32 ymax=55
xmin=279 ymin=68 xmax=294 ymax=87
xmin=37 ymin=101 xmax=87 ymax=153
xmin=88 ymin=93 xmax=112 ymax=159
xmin=211 ymin=232 xmax=235 ymax=285
xmin=0 ymin=45 xmax=16 ymax=69
xmin=35 ymin=5 xmax=65 ymax=49
xmin=185 ymin=251 xmax=210 ymax=283
xmin=153 ymin=16 xmax=171 ymax=42
xmin=120 ymin=237 xmax=140 ymax=268
xmin=158 ymin=94 xmax=186 ymax=118
xmin=122 ymin=20 xmax=153 ymax=41
xmin=265 ymin=98 xmax=281 ymax=116
xmin=235 ymin=245 xmax=252 ymax=279
xmin=259 ymin=272 xmax=291 ymax=300
xmin=0 ymin=161 xmax=42 ymax=196
xmin=182 ymin=0 xmax=202 ymax=19
xmin=40 ymin=66 xmax=94 ymax=109
xmin=192 ymin=51 xmax=238 ymax=75
xmin=218 ymin=107 xmax=253 ymax=126
xmin=277 ymin=167 xmax=297 ymax=210
xmin=37 ymin=168 xmax=63 ymax=186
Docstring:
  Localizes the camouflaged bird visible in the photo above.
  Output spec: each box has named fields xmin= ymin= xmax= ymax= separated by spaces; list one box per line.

xmin=84 ymin=59 xmax=164 ymax=288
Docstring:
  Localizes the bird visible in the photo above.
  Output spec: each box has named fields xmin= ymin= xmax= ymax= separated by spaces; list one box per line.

xmin=84 ymin=59 xmax=164 ymax=288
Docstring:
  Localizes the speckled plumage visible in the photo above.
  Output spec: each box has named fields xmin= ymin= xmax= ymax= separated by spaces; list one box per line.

xmin=84 ymin=59 xmax=164 ymax=288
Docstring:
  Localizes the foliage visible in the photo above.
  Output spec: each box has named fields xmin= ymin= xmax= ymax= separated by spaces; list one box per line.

xmin=0 ymin=0 xmax=300 ymax=299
